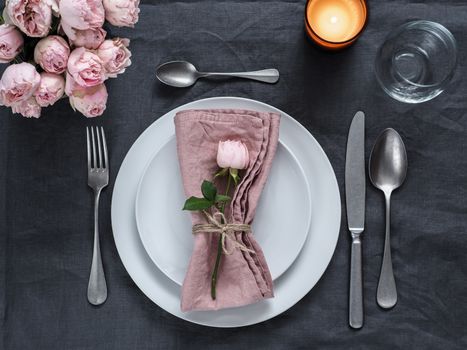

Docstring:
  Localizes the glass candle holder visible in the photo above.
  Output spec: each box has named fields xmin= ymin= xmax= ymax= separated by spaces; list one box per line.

xmin=305 ymin=0 xmax=368 ymax=50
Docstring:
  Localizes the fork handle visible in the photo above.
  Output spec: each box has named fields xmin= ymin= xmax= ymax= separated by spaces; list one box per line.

xmin=88 ymin=189 xmax=107 ymax=305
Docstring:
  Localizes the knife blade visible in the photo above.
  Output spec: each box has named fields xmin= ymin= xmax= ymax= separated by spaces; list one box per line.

xmin=345 ymin=111 xmax=365 ymax=329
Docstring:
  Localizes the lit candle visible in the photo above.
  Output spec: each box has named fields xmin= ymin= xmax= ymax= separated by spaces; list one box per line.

xmin=305 ymin=0 xmax=368 ymax=50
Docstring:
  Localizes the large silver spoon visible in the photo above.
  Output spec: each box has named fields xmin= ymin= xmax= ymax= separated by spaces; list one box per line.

xmin=156 ymin=61 xmax=279 ymax=87
xmin=369 ymin=128 xmax=407 ymax=309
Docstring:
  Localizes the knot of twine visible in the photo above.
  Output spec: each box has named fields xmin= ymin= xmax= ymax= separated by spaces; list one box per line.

xmin=192 ymin=211 xmax=255 ymax=255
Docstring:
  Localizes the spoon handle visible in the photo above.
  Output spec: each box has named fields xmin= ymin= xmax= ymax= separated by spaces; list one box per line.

xmin=377 ymin=192 xmax=397 ymax=309
xmin=201 ymin=69 xmax=279 ymax=84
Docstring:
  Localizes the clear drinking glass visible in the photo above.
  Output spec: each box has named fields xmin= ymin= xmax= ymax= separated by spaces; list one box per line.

xmin=375 ymin=20 xmax=457 ymax=103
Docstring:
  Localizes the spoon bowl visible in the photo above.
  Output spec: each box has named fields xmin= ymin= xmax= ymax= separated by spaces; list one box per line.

xmin=156 ymin=61 xmax=199 ymax=88
xmin=369 ymin=129 xmax=408 ymax=193
xmin=369 ymin=128 xmax=407 ymax=309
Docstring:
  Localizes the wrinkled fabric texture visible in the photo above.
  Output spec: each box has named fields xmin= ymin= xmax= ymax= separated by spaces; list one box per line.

xmin=175 ymin=109 xmax=279 ymax=311
xmin=1 ymin=0 xmax=467 ymax=349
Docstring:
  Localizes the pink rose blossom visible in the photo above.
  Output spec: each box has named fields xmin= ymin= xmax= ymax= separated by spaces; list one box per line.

xmin=97 ymin=38 xmax=131 ymax=78
xmin=0 ymin=62 xmax=40 ymax=106
xmin=34 ymin=35 xmax=70 ymax=74
xmin=64 ymin=72 xmax=82 ymax=97
xmin=11 ymin=97 xmax=41 ymax=118
xmin=6 ymin=0 xmax=54 ymax=37
xmin=59 ymin=0 xmax=105 ymax=31
xmin=67 ymin=47 xmax=106 ymax=88
xmin=63 ymin=25 xmax=107 ymax=50
xmin=34 ymin=72 xmax=65 ymax=107
xmin=69 ymin=83 xmax=107 ymax=118
xmin=217 ymin=140 xmax=250 ymax=170
xmin=103 ymin=0 xmax=140 ymax=27
xmin=0 ymin=24 xmax=24 ymax=63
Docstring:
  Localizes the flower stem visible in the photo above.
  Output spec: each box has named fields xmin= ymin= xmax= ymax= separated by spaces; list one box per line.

xmin=220 ymin=171 xmax=231 ymax=214
xmin=210 ymin=233 xmax=223 ymax=300
xmin=211 ymin=172 xmax=232 ymax=300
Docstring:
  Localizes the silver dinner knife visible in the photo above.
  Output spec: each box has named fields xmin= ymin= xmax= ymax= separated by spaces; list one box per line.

xmin=345 ymin=111 xmax=366 ymax=329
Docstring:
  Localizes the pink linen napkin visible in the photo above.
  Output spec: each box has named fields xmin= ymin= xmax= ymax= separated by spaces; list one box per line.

xmin=174 ymin=109 xmax=280 ymax=312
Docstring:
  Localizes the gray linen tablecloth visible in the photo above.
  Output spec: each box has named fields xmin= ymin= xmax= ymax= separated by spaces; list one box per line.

xmin=1 ymin=0 xmax=467 ymax=348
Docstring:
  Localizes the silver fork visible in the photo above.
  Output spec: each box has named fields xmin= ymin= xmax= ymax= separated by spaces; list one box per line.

xmin=86 ymin=126 xmax=108 ymax=305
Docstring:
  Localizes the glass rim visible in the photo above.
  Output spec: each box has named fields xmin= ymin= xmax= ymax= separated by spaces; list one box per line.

xmin=378 ymin=20 xmax=458 ymax=89
xmin=304 ymin=0 xmax=369 ymax=45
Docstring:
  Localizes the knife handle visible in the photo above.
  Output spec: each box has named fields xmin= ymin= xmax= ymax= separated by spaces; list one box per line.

xmin=349 ymin=234 xmax=363 ymax=329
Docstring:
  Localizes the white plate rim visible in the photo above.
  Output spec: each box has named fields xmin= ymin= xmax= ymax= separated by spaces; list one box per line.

xmin=134 ymin=134 xmax=313 ymax=286
xmin=111 ymin=96 xmax=341 ymax=328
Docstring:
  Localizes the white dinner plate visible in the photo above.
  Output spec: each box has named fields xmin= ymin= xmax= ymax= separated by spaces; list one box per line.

xmin=135 ymin=136 xmax=312 ymax=286
xmin=111 ymin=97 xmax=341 ymax=327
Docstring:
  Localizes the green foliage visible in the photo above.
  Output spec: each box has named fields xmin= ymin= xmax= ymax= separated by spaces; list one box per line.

xmin=182 ymin=197 xmax=213 ymax=211
xmin=182 ymin=181 xmax=230 ymax=211
xmin=201 ymin=180 xmax=217 ymax=201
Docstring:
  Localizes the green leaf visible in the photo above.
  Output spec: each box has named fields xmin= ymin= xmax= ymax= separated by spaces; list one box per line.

xmin=214 ymin=168 xmax=228 ymax=178
xmin=201 ymin=180 xmax=217 ymax=201
xmin=215 ymin=194 xmax=231 ymax=203
xmin=182 ymin=196 xmax=213 ymax=211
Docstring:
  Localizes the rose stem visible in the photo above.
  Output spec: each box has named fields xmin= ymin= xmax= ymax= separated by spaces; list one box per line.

xmin=211 ymin=172 xmax=232 ymax=300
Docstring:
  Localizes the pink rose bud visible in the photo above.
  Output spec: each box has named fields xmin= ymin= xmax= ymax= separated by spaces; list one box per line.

xmin=103 ymin=0 xmax=140 ymax=27
xmin=34 ymin=73 xmax=65 ymax=107
xmin=11 ymin=97 xmax=42 ymax=118
xmin=69 ymin=84 xmax=108 ymax=118
xmin=67 ymin=47 xmax=106 ymax=88
xmin=59 ymin=0 xmax=105 ymax=31
xmin=6 ymin=0 xmax=53 ymax=37
xmin=97 ymin=38 xmax=132 ymax=78
xmin=217 ymin=140 xmax=250 ymax=170
xmin=34 ymin=35 xmax=70 ymax=74
xmin=0 ymin=24 xmax=24 ymax=63
xmin=0 ymin=62 xmax=41 ymax=107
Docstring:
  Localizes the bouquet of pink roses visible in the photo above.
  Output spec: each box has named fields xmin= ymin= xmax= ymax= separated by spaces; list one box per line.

xmin=0 ymin=0 xmax=139 ymax=118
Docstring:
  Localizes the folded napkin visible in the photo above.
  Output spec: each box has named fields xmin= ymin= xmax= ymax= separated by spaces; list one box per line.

xmin=175 ymin=109 xmax=280 ymax=312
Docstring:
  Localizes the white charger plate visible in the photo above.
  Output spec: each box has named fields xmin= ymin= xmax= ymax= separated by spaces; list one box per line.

xmin=111 ymin=97 xmax=341 ymax=327
xmin=135 ymin=136 xmax=312 ymax=286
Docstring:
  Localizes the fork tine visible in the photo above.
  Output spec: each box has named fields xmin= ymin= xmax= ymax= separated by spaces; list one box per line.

xmin=96 ymin=126 xmax=103 ymax=169
xmin=91 ymin=126 xmax=97 ymax=169
xmin=101 ymin=127 xmax=108 ymax=169
xmin=86 ymin=127 xmax=91 ymax=170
